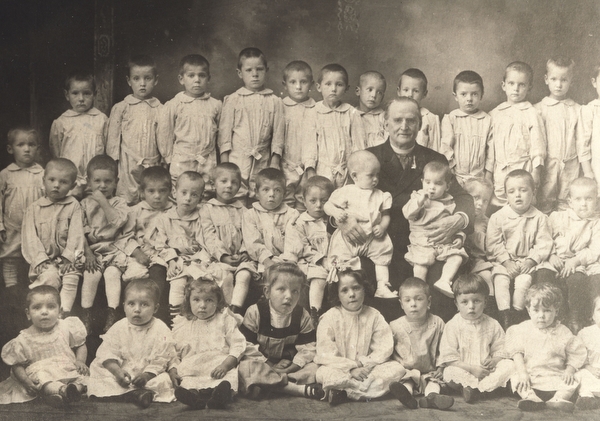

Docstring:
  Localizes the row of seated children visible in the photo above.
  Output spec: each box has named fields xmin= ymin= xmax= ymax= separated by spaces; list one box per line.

xmin=2 ymin=263 xmax=600 ymax=414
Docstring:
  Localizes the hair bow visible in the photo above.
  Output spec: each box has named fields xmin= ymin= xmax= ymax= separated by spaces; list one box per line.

xmin=325 ymin=255 xmax=361 ymax=284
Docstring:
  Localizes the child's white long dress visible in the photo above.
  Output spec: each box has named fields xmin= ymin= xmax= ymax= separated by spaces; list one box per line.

xmin=88 ymin=317 xmax=176 ymax=402
xmin=171 ymin=309 xmax=246 ymax=392
xmin=314 ymin=306 xmax=405 ymax=400
xmin=0 ymin=317 xmax=87 ymax=404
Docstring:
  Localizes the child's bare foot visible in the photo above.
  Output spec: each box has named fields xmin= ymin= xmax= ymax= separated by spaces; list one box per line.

xmin=433 ymin=280 xmax=454 ymax=298
xmin=374 ymin=283 xmax=398 ymax=299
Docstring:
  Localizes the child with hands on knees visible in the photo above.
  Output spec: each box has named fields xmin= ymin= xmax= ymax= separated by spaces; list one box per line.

xmin=314 ymin=63 xmax=365 ymax=188
xmin=0 ymin=286 xmax=88 ymax=407
xmin=402 ymin=160 xmax=468 ymax=298
xmin=219 ymin=47 xmax=284 ymax=203
xmin=388 ymin=278 xmax=453 ymax=410
xmin=438 ymin=274 xmax=514 ymax=404
xmin=441 ymin=71 xmax=491 ymax=187
xmin=356 ymin=71 xmax=387 ymax=147
xmin=280 ymin=60 xmax=318 ymax=209
xmin=506 ymin=282 xmax=586 ymax=412
xmin=88 ymin=279 xmax=177 ymax=408
xmin=576 ymin=296 xmax=600 ymax=410
xmin=535 ymin=58 xmax=592 ymax=213
xmin=580 ymin=63 xmax=600 ymax=188
xmin=283 ymin=175 xmax=335 ymax=325
xmin=398 ymin=68 xmax=441 ymax=152
xmin=0 ymin=127 xmax=45 ymax=309
xmin=486 ymin=62 xmax=546 ymax=207
xmin=314 ymin=269 xmax=405 ymax=405
xmin=486 ymin=169 xmax=553 ymax=329
xmin=145 ymin=171 xmax=210 ymax=323
xmin=50 ymin=72 xmax=107 ymax=199
xmin=325 ymin=150 xmax=396 ymax=299
xmin=158 ymin=54 xmax=221 ymax=197
xmin=78 ymin=155 xmax=129 ymax=333
xmin=169 ymin=279 xmax=246 ymax=410
xmin=21 ymin=159 xmax=85 ymax=313
xmin=236 ymin=168 xmax=299 ymax=314
xmin=107 ymin=55 xmax=162 ymax=205
xmin=539 ymin=177 xmax=600 ymax=333
xmin=238 ymin=263 xmax=322 ymax=400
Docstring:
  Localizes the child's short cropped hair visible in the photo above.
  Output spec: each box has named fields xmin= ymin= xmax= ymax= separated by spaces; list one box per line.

xmin=179 ymin=54 xmax=210 ymax=75
xmin=399 ymin=68 xmax=428 ymax=90
xmin=464 ymin=177 xmax=494 ymax=197
xmin=86 ymin=154 xmax=118 ymax=179
xmin=139 ymin=165 xmax=171 ymax=191
xmin=423 ymin=160 xmax=452 ymax=184
xmin=453 ymin=70 xmax=484 ymax=95
xmin=64 ymin=70 xmax=96 ymax=92
xmin=347 ymin=150 xmax=380 ymax=175
xmin=26 ymin=285 xmax=60 ymax=309
xmin=212 ymin=162 xmax=242 ymax=183
xmin=327 ymin=269 xmax=374 ymax=307
xmin=237 ymin=47 xmax=267 ymax=69
xmin=525 ymin=282 xmax=564 ymax=311
xmin=359 ymin=71 xmax=386 ymax=88
xmin=45 ymin=158 xmax=78 ymax=183
xmin=452 ymin=273 xmax=489 ymax=298
xmin=127 ymin=54 xmax=157 ymax=76
xmin=546 ymin=57 xmax=575 ymax=72
xmin=568 ymin=177 xmax=598 ymax=198
xmin=180 ymin=278 xmax=227 ymax=320
xmin=176 ymin=170 xmax=205 ymax=189
xmin=7 ymin=126 xmax=39 ymax=147
xmin=399 ymin=277 xmax=430 ymax=298
xmin=124 ymin=278 xmax=161 ymax=304
xmin=262 ymin=262 xmax=306 ymax=289
xmin=504 ymin=61 xmax=533 ymax=85
xmin=303 ymin=175 xmax=334 ymax=197
xmin=318 ymin=64 xmax=349 ymax=85
xmin=283 ymin=60 xmax=313 ymax=81
xmin=255 ymin=167 xmax=286 ymax=189
xmin=504 ymin=169 xmax=535 ymax=191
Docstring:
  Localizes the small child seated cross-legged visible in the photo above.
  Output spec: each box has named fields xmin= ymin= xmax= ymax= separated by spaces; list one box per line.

xmin=506 ymin=282 xmax=587 ymax=412
xmin=314 ymin=269 xmax=405 ymax=405
xmin=325 ymin=150 xmax=396 ymax=299
xmin=169 ymin=279 xmax=246 ymax=410
xmin=355 ymin=71 xmax=387 ymax=147
xmin=0 ymin=286 xmax=88 ymax=407
xmin=438 ymin=274 xmax=514 ymax=404
xmin=486 ymin=169 xmax=553 ymax=328
xmin=237 ymin=168 xmax=299 ymax=314
xmin=88 ymin=279 xmax=177 ymax=408
xmin=238 ymin=263 xmax=322 ymax=400
xmin=145 ymin=171 xmax=210 ymax=324
xmin=388 ymin=278 xmax=453 ymax=411
xmin=50 ymin=71 xmax=107 ymax=199
xmin=282 ymin=175 xmax=335 ymax=325
xmin=402 ymin=160 xmax=468 ymax=298
xmin=77 ymin=155 xmax=130 ymax=333
xmin=21 ymin=158 xmax=85 ymax=311
xmin=576 ymin=296 xmax=600 ymax=410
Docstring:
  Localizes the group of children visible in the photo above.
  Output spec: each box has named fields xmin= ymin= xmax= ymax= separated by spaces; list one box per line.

xmin=0 ymin=46 xmax=600 ymax=413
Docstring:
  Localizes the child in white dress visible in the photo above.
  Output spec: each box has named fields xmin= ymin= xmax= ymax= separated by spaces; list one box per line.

xmin=325 ymin=150 xmax=396 ymax=299
xmin=576 ymin=296 xmax=600 ymax=410
xmin=88 ymin=279 xmax=177 ymax=408
xmin=388 ymin=277 xmax=453 ymax=410
xmin=439 ymin=274 xmax=514 ymax=404
xmin=169 ymin=279 xmax=246 ymax=410
xmin=315 ymin=269 xmax=405 ymax=405
xmin=0 ymin=286 xmax=88 ymax=407
xmin=506 ymin=282 xmax=586 ymax=412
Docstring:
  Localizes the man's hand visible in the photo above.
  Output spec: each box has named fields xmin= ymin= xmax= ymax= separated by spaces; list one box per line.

xmin=338 ymin=215 xmax=369 ymax=247
xmin=132 ymin=248 xmax=151 ymax=267
xmin=424 ymin=214 xmax=463 ymax=244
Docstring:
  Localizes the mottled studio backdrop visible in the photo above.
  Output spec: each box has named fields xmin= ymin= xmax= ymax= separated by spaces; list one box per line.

xmin=1 ymin=0 xmax=600 ymax=169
